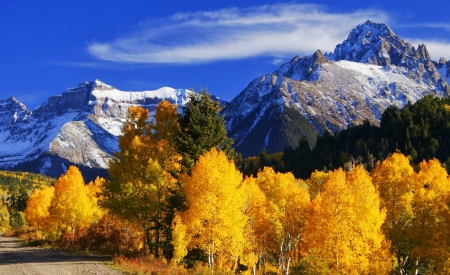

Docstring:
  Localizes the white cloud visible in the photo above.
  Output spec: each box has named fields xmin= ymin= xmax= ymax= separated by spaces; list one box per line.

xmin=88 ymin=4 xmax=390 ymax=64
xmin=399 ymin=23 xmax=450 ymax=31
xmin=406 ymin=38 xmax=450 ymax=60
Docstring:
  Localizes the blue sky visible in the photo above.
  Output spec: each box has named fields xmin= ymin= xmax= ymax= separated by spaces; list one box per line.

xmin=1 ymin=0 xmax=449 ymax=110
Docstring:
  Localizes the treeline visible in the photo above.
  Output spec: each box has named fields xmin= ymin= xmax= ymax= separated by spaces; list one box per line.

xmin=0 ymin=170 xmax=55 ymax=189
xmin=242 ymin=95 xmax=450 ymax=178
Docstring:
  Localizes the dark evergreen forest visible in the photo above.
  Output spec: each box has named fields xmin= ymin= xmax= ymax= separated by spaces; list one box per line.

xmin=240 ymin=96 xmax=450 ymax=178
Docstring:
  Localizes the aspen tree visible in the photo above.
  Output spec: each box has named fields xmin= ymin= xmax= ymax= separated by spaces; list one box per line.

xmin=180 ymin=148 xmax=246 ymax=272
xmin=24 ymin=185 xmax=54 ymax=231
xmin=102 ymin=102 xmax=182 ymax=258
xmin=49 ymin=166 xmax=99 ymax=234
xmin=302 ymin=167 xmax=388 ymax=274
xmin=251 ymin=168 xmax=310 ymax=275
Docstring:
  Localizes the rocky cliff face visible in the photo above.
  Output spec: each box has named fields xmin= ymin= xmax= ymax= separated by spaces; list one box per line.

xmin=0 ymin=80 xmax=194 ymax=179
xmin=0 ymin=96 xmax=32 ymax=127
xmin=327 ymin=20 xmax=449 ymax=94
xmin=436 ymin=57 xmax=450 ymax=84
xmin=223 ymin=21 xmax=450 ymax=157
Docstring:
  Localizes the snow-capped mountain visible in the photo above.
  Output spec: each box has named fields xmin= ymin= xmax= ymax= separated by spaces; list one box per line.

xmin=2 ymin=20 xmax=450 ymax=173
xmin=0 ymin=80 xmax=196 ymax=179
xmin=223 ymin=20 xmax=450 ymax=157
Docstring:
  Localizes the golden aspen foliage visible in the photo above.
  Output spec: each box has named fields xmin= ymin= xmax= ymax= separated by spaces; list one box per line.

xmin=408 ymin=159 xmax=450 ymax=274
xmin=241 ymin=176 xmax=270 ymax=274
xmin=102 ymin=103 xmax=182 ymax=258
xmin=24 ymin=185 xmax=54 ymax=229
xmin=0 ymin=198 xmax=10 ymax=232
xmin=86 ymin=177 xmax=105 ymax=222
xmin=180 ymin=148 xmax=247 ymax=272
xmin=371 ymin=152 xmax=417 ymax=273
xmin=302 ymin=167 xmax=388 ymax=275
xmin=372 ymin=153 xmax=414 ymax=245
xmin=305 ymin=170 xmax=329 ymax=199
xmin=171 ymin=213 xmax=188 ymax=265
xmin=252 ymin=167 xmax=310 ymax=275
xmin=151 ymin=100 xmax=180 ymax=144
xmin=49 ymin=166 xmax=99 ymax=234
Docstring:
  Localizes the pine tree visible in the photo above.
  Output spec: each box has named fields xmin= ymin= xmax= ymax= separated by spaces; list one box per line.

xmin=176 ymin=90 xmax=233 ymax=172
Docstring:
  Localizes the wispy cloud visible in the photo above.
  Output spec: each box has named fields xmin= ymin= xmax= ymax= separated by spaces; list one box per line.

xmin=399 ymin=23 xmax=450 ymax=31
xmin=51 ymin=61 xmax=104 ymax=68
xmin=87 ymin=4 xmax=390 ymax=64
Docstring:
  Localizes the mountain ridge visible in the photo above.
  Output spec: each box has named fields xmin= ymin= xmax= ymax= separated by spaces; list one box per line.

xmin=0 ymin=79 xmax=198 ymax=179
xmin=222 ymin=20 xmax=449 ymax=157
xmin=1 ymin=20 xmax=450 ymax=176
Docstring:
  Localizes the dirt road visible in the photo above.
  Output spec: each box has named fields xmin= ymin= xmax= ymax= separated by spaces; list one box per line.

xmin=0 ymin=234 xmax=124 ymax=275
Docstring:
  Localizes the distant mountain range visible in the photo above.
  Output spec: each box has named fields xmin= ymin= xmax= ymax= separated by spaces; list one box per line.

xmin=1 ymin=20 xmax=449 ymax=177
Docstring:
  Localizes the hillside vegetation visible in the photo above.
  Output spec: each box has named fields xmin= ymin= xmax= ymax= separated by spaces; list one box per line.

xmin=0 ymin=170 xmax=55 ymax=232
xmin=4 ymin=94 xmax=450 ymax=274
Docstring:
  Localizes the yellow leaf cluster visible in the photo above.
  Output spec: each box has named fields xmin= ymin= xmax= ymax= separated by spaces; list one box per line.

xmin=302 ymin=166 xmax=388 ymax=274
xmin=372 ymin=153 xmax=450 ymax=274
xmin=24 ymin=166 xmax=103 ymax=239
xmin=180 ymin=148 xmax=247 ymax=270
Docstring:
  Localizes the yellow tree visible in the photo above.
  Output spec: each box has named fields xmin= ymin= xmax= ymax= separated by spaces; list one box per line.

xmin=0 ymin=196 xmax=10 ymax=232
xmin=102 ymin=102 xmax=182 ymax=258
xmin=305 ymin=170 xmax=329 ymax=199
xmin=408 ymin=159 xmax=450 ymax=274
xmin=24 ymin=185 xmax=55 ymax=233
xmin=49 ymin=166 xmax=99 ymax=234
xmin=371 ymin=152 xmax=416 ymax=274
xmin=241 ymin=175 xmax=270 ymax=275
xmin=171 ymin=213 xmax=188 ymax=265
xmin=250 ymin=167 xmax=310 ymax=275
xmin=86 ymin=177 xmax=105 ymax=222
xmin=180 ymin=148 xmax=247 ymax=272
xmin=302 ymin=166 xmax=389 ymax=274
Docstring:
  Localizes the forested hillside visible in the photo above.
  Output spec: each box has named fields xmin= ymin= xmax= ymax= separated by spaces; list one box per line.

xmin=243 ymin=95 xmax=450 ymax=179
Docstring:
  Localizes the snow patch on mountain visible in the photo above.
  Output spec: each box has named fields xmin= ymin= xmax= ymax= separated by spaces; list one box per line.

xmin=0 ymin=79 xmax=205 ymax=177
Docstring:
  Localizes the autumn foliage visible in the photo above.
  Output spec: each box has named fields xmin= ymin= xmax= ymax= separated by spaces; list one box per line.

xmin=20 ymin=98 xmax=450 ymax=275
xmin=24 ymin=166 xmax=103 ymax=240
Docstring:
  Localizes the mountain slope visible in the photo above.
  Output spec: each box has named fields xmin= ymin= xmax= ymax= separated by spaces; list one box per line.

xmin=223 ymin=21 xmax=450 ymax=157
xmin=0 ymin=80 xmax=196 ymax=179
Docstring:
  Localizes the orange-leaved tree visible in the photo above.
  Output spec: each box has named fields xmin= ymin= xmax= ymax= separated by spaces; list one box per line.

xmin=178 ymin=148 xmax=247 ymax=272
xmin=241 ymin=175 xmax=269 ymax=275
xmin=24 ymin=185 xmax=55 ymax=235
xmin=102 ymin=102 xmax=182 ymax=258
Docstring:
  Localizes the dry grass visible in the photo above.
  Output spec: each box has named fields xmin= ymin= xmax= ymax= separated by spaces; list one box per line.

xmin=113 ymin=255 xmax=189 ymax=275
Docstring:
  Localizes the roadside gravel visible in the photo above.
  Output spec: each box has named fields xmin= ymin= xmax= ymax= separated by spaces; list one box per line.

xmin=0 ymin=234 xmax=124 ymax=275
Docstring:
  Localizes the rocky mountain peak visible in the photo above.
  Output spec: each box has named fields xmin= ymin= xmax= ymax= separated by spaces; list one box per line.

xmin=91 ymin=79 xmax=115 ymax=91
xmin=0 ymin=96 xmax=31 ymax=126
xmin=439 ymin=57 xmax=447 ymax=64
xmin=328 ymin=20 xmax=433 ymax=67
xmin=273 ymin=49 xmax=328 ymax=81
